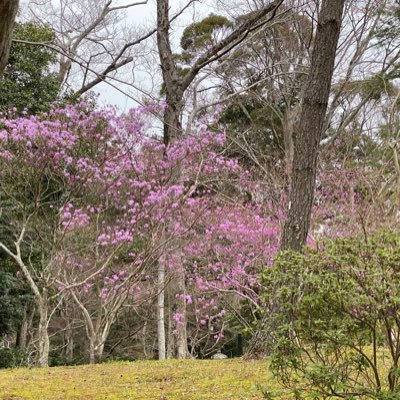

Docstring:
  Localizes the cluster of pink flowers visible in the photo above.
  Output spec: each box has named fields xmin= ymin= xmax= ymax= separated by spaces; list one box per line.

xmin=0 ymin=102 xmax=281 ymax=343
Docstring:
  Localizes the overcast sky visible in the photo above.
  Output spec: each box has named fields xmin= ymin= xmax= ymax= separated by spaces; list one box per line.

xmin=20 ymin=0 xmax=228 ymax=110
xmin=95 ymin=1 xmax=217 ymax=110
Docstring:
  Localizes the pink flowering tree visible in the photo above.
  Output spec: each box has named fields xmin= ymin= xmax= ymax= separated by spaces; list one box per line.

xmin=0 ymin=103 xmax=151 ymax=365
xmin=165 ymin=183 xmax=280 ymax=356
xmin=0 ymin=101 xmax=277 ymax=364
xmin=0 ymin=105 xmax=89 ymax=366
xmin=2 ymin=100 xmax=382 ymax=365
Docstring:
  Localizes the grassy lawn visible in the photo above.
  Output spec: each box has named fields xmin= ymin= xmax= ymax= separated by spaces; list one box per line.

xmin=0 ymin=359 xmax=279 ymax=400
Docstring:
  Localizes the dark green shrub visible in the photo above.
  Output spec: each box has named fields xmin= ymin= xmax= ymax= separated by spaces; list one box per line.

xmin=49 ymin=352 xmax=87 ymax=367
xmin=262 ymin=232 xmax=400 ymax=399
xmin=0 ymin=348 xmax=30 ymax=369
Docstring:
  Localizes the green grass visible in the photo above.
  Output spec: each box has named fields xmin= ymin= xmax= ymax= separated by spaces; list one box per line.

xmin=0 ymin=359 xmax=280 ymax=400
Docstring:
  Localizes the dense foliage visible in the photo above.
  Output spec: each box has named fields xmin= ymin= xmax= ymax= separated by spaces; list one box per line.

xmin=262 ymin=232 xmax=400 ymax=399
xmin=0 ymin=22 xmax=60 ymax=114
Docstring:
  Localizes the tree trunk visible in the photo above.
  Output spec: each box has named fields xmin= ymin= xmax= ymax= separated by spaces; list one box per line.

xmin=166 ymin=300 xmax=173 ymax=359
xmin=65 ymin=328 xmax=74 ymax=362
xmin=165 ymin=266 xmax=188 ymax=359
xmin=156 ymin=0 xmax=184 ymax=146
xmin=60 ymin=304 xmax=74 ymax=362
xmin=88 ymin=330 xmax=108 ymax=364
xmin=157 ymin=261 xmax=166 ymax=360
xmin=16 ymin=305 xmax=28 ymax=348
xmin=282 ymin=105 xmax=300 ymax=178
xmin=157 ymin=0 xmax=188 ymax=359
xmin=281 ymin=0 xmax=345 ymax=251
xmin=142 ymin=321 xmax=148 ymax=358
xmin=37 ymin=297 xmax=50 ymax=367
xmin=88 ymin=336 xmax=103 ymax=364
xmin=89 ymin=337 xmax=96 ymax=365
xmin=175 ymin=264 xmax=188 ymax=359
xmin=0 ymin=0 xmax=19 ymax=77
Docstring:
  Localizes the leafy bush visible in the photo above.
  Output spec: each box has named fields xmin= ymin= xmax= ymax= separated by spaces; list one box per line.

xmin=0 ymin=22 xmax=60 ymax=114
xmin=49 ymin=352 xmax=87 ymax=367
xmin=0 ymin=348 xmax=30 ymax=369
xmin=262 ymin=232 xmax=400 ymax=399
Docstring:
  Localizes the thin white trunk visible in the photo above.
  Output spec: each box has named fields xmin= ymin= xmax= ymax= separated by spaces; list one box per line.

xmin=157 ymin=262 xmax=166 ymax=360
xmin=37 ymin=296 xmax=50 ymax=368
xmin=89 ymin=337 xmax=95 ymax=365
xmin=166 ymin=303 xmax=173 ymax=359
xmin=65 ymin=328 xmax=74 ymax=362
xmin=176 ymin=264 xmax=188 ymax=359
xmin=88 ymin=334 xmax=104 ymax=364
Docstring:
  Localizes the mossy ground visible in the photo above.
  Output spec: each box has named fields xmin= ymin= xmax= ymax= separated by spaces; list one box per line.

xmin=0 ymin=359 xmax=280 ymax=399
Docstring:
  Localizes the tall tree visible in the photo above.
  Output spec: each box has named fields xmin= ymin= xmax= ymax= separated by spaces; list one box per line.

xmin=280 ymin=0 xmax=346 ymax=251
xmin=157 ymin=0 xmax=284 ymax=145
xmin=0 ymin=0 xmax=19 ymax=77
xmin=156 ymin=0 xmax=284 ymax=359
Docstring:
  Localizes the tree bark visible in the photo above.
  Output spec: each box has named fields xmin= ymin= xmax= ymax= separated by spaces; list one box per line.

xmin=166 ymin=301 xmax=174 ymax=358
xmin=282 ymin=105 xmax=300 ymax=178
xmin=156 ymin=0 xmax=184 ymax=145
xmin=156 ymin=0 xmax=188 ymax=359
xmin=65 ymin=327 xmax=74 ymax=362
xmin=280 ymin=0 xmax=345 ymax=251
xmin=37 ymin=294 xmax=50 ymax=368
xmin=88 ymin=335 xmax=105 ymax=364
xmin=86 ymin=324 xmax=107 ymax=364
xmin=60 ymin=303 xmax=74 ymax=362
xmin=89 ymin=337 xmax=96 ymax=365
xmin=175 ymin=263 xmax=188 ymax=359
xmin=0 ymin=0 xmax=19 ymax=77
xmin=16 ymin=305 xmax=28 ymax=349
xmin=157 ymin=261 xmax=166 ymax=360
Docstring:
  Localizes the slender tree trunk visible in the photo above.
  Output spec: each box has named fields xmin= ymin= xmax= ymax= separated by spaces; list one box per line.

xmin=281 ymin=0 xmax=345 ymax=251
xmin=89 ymin=337 xmax=96 ymax=365
xmin=157 ymin=0 xmax=188 ymax=359
xmin=88 ymin=329 xmax=108 ymax=364
xmin=142 ymin=321 xmax=148 ymax=358
xmin=95 ymin=324 xmax=112 ymax=363
xmin=37 ymin=295 xmax=50 ymax=368
xmin=16 ymin=305 xmax=28 ymax=348
xmin=164 ymin=266 xmax=189 ymax=359
xmin=175 ymin=264 xmax=188 ymax=359
xmin=88 ymin=335 xmax=103 ymax=364
xmin=166 ymin=299 xmax=173 ymax=359
xmin=65 ymin=327 xmax=74 ymax=362
xmin=94 ymin=338 xmax=104 ymax=363
xmin=157 ymin=262 xmax=166 ymax=360
xmin=1 ymin=238 xmax=51 ymax=366
xmin=0 ymin=0 xmax=19 ymax=77
xmin=97 ymin=343 xmax=104 ymax=362
xmin=61 ymin=304 xmax=74 ymax=362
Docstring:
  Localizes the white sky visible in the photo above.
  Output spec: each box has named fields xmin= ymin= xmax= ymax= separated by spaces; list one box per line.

xmin=19 ymin=0 xmax=256 ymax=110
xmin=95 ymin=0 xmax=218 ymax=110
